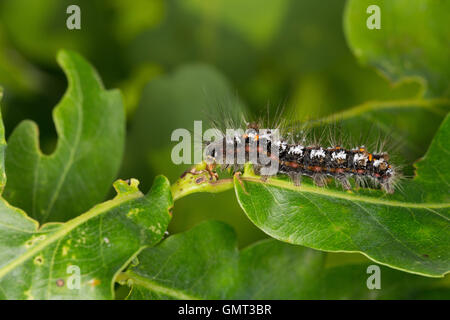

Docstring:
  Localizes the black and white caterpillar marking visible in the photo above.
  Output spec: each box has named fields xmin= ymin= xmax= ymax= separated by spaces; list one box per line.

xmin=204 ymin=123 xmax=398 ymax=193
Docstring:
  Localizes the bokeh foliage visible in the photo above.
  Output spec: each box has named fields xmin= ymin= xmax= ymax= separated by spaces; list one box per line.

xmin=0 ymin=0 xmax=434 ymax=245
xmin=0 ymin=0 xmax=448 ymax=299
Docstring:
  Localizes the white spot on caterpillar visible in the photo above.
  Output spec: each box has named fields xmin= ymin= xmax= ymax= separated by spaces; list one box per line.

xmin=353 ymin=153 xmax=367 ymax=165
xmin=332 ymin=151 xmax=346 ymax=160
xmin=310 ymin=148 xmax=325 ymax=158
xmin=373 ymin=158 xmax=384 ymax=167
xmin=288 ymin=145 xmax=304 ymax=155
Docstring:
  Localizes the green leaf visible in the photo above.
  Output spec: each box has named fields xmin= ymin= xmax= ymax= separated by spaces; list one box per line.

xmin=234 ymin=114 xmax=450 ymax=277
xmin=0 ymin=176 xmax=172 ymax=299
xmin=0 ymin=88 xmax=7 ymax=192
xmin=124 ymin=221 xmax=449 ymax=299
xmin=124 ymin=221 xmax=325 ymax=299
xmin=344 ymin=0 xmax=450 ymax=98
xmin=319 ymin=264 xmax=449 ymax=299
xmin=3 ymin=50 xmax=125 ymax=223
xmin=0 ymin=89 xmax=171 ymax=299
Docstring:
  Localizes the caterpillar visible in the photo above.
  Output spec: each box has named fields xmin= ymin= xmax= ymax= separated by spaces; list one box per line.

xmin=203 ymin=120 xmax=399 ymax=194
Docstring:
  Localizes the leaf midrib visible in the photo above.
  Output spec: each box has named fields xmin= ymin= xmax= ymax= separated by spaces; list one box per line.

xmin=0 ymin=191 xmax=142 ymax=280
xmin=126 ymin=271 xmax=201 ymax=300
xmin=42 ymin=58 xmax=84 ymax=222
xmin=238 ymin=177 xmax=450 ymax=211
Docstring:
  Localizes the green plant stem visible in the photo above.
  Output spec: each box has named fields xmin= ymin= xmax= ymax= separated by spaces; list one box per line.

xmin=170 ymin=163 xmax=256 ymax=201
xmin=167 ymin=163 xmax=255 ymax=202
xmin=171 ymin=178 xmax=234 ymax=201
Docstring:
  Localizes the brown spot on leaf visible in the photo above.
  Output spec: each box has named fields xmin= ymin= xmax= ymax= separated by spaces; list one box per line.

xmin=195 ymin=177 xmax=205 ymax=184
xmin=34 ymin=256 xmax=44 ymax=265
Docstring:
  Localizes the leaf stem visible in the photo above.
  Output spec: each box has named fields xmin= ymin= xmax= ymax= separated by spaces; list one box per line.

xmin=116 ymin=271 xmax=200 ymax=299
xmin=171 ymin=162 xmax=234 ymax=201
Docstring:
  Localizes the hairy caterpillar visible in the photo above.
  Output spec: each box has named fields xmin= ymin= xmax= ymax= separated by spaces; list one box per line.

xmin=203 ymin=117 xmax=399 ymax=194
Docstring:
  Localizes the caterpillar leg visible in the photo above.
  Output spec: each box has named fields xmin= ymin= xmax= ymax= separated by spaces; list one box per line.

xmin=180 ymin=167 xmax=204 ymax=178
xmin=205 ymin=163 xmax=219 ymax=181
xmin=381 ymin=181 xmax=394 ymax=194
xmin=336 ymin=175 xmax=351 ymax=190
xmin=313 ymin=174 xmax=327 ymax=187
xmin=289 ymin=172 xmax=301 ymax=186
xmin=354 ymin=176 xmax=364 ymax=190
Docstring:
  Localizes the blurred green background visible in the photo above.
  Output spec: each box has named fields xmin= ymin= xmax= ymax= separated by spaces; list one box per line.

xmin=0 ymin=0 xmax=433 ymax=257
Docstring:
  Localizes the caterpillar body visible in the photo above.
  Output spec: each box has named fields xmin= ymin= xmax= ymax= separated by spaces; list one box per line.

xmin=204 ymin=123 xmax=398 ymax=194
